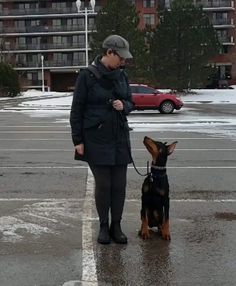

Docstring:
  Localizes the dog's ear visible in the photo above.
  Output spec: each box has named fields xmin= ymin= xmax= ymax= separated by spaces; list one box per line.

xmin=167 ymin=141 xmax=177 ymax=155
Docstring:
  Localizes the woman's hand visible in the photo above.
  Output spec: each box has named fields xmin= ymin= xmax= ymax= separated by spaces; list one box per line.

xmin=112 ymin=100 xmax=124 ymax=111
xmin=75 ymin=143 xmax=84 ymax=155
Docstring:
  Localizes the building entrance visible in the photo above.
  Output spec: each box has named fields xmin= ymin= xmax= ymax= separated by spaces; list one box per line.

xmin=51 ymin=72 xmax=78 ymax=92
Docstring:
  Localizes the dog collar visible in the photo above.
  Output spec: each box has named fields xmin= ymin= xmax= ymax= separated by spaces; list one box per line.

xmin=151 ymin=165 xmax=166 ymax=170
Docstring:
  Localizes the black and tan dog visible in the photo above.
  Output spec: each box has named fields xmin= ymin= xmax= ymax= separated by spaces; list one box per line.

xmin=140 ymin=136 xmax=177 ymax=241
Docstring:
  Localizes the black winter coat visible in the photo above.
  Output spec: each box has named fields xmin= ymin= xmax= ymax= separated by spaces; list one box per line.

xmin=70 ymin=57 xmax=134 ymax=165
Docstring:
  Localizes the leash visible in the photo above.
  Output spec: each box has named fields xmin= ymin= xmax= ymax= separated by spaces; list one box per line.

xmin=118 ymin=111 xmax=151 ymax=177
xmin=131 ymin=158 xmax=151 ymax=177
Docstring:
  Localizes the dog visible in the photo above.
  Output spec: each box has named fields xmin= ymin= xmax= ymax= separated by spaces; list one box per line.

xmin=140 ymin=136 xmax=177 ymax=240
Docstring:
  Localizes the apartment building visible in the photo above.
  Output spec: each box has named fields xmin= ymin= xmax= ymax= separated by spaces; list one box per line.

xmin=0 ymin=0 xmax=102 ymax=91
xmin=0 ymin=0 xmax=235 ymax=91
xmin=162 ymin=0 xmax=236 ymax=85
xmin=201 ymin=0 xmax=236 ymax=84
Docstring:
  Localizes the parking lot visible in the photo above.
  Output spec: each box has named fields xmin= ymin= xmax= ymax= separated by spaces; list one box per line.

xmin=0 ymin=97 xmax=236 ymax=286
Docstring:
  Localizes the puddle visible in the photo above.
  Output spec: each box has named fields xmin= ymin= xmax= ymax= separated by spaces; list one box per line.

xmin=214 ymin=212 xmax=236 ymax=221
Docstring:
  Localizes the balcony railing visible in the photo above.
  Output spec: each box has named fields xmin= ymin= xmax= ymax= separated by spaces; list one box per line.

xmin=1 ymin=7 xmax=99 ymax=16
xmin=15 ymin=59 xmax=86 ymax=68
xmin=0 ymin=24 xmax=95 ymax=34
xmin=196 ymin=0 xmax=234 ymax=8
xmin=218 ymin=35 xmax=234 ymax=43
xmin=13 ymin=42 xmax=88 ymax=50
xmin=211 ymin=18 xmax=234 ymax=25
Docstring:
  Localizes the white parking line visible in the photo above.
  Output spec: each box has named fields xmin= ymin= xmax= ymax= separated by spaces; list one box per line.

xmin=0 ymin=148 xmax=236 ymax=152
xmin=0 ymin=137 xmax=229 ymax=140
xmin=0 ymin=166 xmax=236 ymax=169
xmin=0 ymin=126 xmax=67 ymax=128
xmin=62 ymin=281 xmax=98 ymax=286
xmin=0 ymin=198 xmax=235 ymax=203
xmin=0 ymin=149 xmax=73 ymax=151
xmin=0 ymin=139 xmax=70 ymax=141
xmin=0 ymin=148 xmax=235 ymax=152
xmin=0 ymin=131 xmax=70 ymax=133
xmin=81 ymin=167 xmax=98 ymax=285
xmin=126 ymin=199 xmax=236 ymax=203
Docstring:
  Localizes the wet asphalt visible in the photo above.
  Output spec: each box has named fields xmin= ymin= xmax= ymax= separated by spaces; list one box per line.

xmin=0 ymin=97 xmax=236 ymax=286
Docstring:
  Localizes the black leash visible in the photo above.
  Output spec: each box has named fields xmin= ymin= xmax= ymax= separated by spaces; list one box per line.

xmin=119 ymin=111 xmax=151 ymax=177
xmin=131 ymin=158 xmax=151 ymax=177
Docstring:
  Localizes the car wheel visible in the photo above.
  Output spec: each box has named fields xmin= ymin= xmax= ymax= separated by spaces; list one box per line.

xmin=160 ymin=100 xmax=174 ymax=114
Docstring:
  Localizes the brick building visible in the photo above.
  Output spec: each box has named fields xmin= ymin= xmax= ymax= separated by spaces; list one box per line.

xmin=0 ymin=0 xmax=235 ymax=91
xmin=0 ymin=0 xmax=102 ymax=91
xmin=137 ymin=0 xmax=236 ymax=85
xmin=194 ymin=0 xmax=236 ymax=85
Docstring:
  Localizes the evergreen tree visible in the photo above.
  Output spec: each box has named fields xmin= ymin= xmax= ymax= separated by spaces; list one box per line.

xmin=0 ymin=62 xmax=20 ymax=97
xmin=149 ymin=0 xmax=220 ymax=90
xmin=90 ymin=0 xmax=149 ymax=81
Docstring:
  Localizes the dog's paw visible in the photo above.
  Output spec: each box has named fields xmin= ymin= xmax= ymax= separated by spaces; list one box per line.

xmin=162 ymin=232 xmax=171 ymax=241
xmin=161 ymin=222 xmax=171 ymax=241
xmin=140 ymin=228 xmax=150 ymax=239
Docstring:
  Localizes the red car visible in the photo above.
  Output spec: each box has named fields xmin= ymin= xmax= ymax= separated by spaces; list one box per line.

xmin=130 ymin=84 xmax=183 ymax=114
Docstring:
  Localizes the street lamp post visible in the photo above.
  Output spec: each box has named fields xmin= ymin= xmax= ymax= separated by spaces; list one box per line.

xmin=85 ymin=7 xmax=88 ymax=67
xmin=41 ymin=54 xmax=45 ymax=93
xmin=76 ymin=0 xmax=95 ymax=67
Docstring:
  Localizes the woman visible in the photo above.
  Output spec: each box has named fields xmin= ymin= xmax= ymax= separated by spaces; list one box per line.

xmin=70 ymin=35 xmax=134 ymax=244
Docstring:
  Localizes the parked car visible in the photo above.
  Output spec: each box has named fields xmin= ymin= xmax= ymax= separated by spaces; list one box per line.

xmin=130 ymin=84 xmax=183 ymax=114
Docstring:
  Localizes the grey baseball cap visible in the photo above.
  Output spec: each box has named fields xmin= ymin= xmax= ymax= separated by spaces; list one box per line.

xmin=102 ymin=34 xmax=133 ymax=59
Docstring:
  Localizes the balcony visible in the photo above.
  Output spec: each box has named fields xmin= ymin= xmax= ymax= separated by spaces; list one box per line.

xmin=196 ymin=0 xmax=235 ymax=11
xmin=0 ymin=24 xmax=95 ymax=35
xmin=0 ymin=6 xmax=100 ymax=18
xmin=15 ymin=59 xmax=86 ymax=69
xmin=211 ymin=18 xmax=234 ymax=28
xmin=218 ymin=35 xmax=235 ymax=45
xmin=7 ymin=42 xmax=88 ymax=52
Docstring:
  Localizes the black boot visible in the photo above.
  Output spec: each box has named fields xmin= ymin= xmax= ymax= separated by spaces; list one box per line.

xmin=97 ymin=223 xmax=111 ymax=244
xmin=110 ymin=221 xmax=127 ymax=244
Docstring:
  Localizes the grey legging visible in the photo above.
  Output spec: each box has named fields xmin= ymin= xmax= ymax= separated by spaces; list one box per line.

xmin=89 ymin=164 xmax=127 ymax=224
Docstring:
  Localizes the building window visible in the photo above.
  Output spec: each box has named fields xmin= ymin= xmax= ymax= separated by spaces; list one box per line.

xmin=25 ymin=20 xmax=40 ymax=27
xmin=27 ymin=54 xmax=39 ymax=65
xmin=213 ymin=12 xmax=228 ymax=25
xmin=38 ymin=71 xmax=42 ymax=81
xmin=67 ymin=18 xmax=84 ymax=28
xmin=17 ymin=3 xmax=36 ymax=10
xmin=73 ymin=52 xmax=85 ymax=64
xmin=52 ymin=2 xmax=67 ymax=9
xmin=53 ymin=36 xmax=71 ymax=45
xmin=73 ymin=35 xmax=85 ymax=46
xmin=15 ymin=20 xmax=25 ymax=28
xmin=17 ymin=37 xmax=26 ymax=45
xmin=217 ymin=29 xmax=228 ymax=43
xmin=88 ymin=17 xmax=95 ymax=29
xmin=222 ymin=46 xmax=228 ymax=54
xmin=143 ymin=14 xmax=155 ymax=25
xmin=225 ymin=65 xmax=232 ymax=79
xmin=53 ymin=19 xmax=61 ymax=27
xmin=26 ymin=37 xmax=39 ymax=45
xmin=143 ymin=0 xmax=155 ymax=8
xmin=53 ymin=53 xmax=70 ymax=64
xmin=26 ymin=71 xmax=39 ymax=85
xmin=16 ymin=54 xmax=26 ymax=65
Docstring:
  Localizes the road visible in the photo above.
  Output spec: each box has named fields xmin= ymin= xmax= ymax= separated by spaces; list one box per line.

xmin=0 ymin=97 xmax=236 ymax=286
